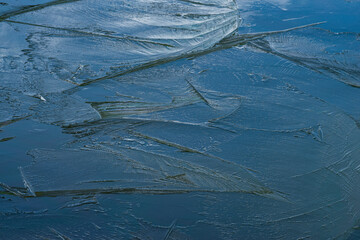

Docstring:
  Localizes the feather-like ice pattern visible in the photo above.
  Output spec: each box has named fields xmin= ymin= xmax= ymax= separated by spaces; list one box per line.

xmin=0 ymin=0 xmax=241 ymax=126
xmin=22 ymin=147 xmax=280 ymax=197
xmin=1 ymin=0 xmax=360 ymax=239
xmin=248 ymin=28 xmax=360 ymax=88
xmin=0 ymin=0 xmax=239 ymax=88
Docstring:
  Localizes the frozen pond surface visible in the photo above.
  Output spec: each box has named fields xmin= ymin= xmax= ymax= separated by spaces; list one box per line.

xmin=0 ymin=0 xmax=360 ymax=239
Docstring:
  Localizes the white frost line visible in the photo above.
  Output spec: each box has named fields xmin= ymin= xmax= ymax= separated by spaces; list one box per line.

xmin=19 ymin=166 xmax=36 ymax=197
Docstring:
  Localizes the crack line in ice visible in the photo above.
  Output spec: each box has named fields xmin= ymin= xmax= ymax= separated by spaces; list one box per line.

xmin=62 ymin=22 xmax=326 ymax=92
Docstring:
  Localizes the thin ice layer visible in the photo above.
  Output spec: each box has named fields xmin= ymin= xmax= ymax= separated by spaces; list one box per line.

xmin=22 ymin=147 xmax=277 ymax=197
xmin=82 ymin=64 xmax=242 ymax=123
xmin=1 ymin=0 xmax=239 ymax=87
xmin=1 ymin=0 xmax=360 ymax=239
xmin=249 ymin=28 xmax=360 ymax=88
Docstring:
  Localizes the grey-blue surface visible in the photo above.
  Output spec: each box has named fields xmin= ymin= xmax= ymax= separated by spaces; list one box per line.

xmin=1 ymin=0 xmax=360 ymax=239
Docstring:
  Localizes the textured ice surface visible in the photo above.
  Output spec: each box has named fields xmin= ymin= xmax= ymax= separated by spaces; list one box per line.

xmin=1 ymin=0 xmax=360 ymax=239
xmin=1 ymin=0 xmax=239 ymax=88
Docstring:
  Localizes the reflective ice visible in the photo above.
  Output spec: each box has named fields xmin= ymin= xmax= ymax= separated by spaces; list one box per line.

xmin=1 ymin=0 xmax=360 ymax=239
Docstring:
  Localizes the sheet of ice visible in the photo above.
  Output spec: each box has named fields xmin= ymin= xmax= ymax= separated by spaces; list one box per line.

xmin=249 ymin=28 xmax=360 ymax=88
xmin=1 ymin=0 xmax=360 ymax=239
xmin=0 ymin=0 xmax=239 ymax=88
xmin=22 ymin=146 xmax=278 ymax=197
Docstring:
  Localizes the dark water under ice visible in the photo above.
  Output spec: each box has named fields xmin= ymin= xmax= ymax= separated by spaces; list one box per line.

xmin=0 ymin=0 xmax=360 ymax=239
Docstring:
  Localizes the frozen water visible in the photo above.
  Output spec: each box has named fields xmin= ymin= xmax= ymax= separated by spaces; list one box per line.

xmin=1 ymin=0 xmax=360 ymax=239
